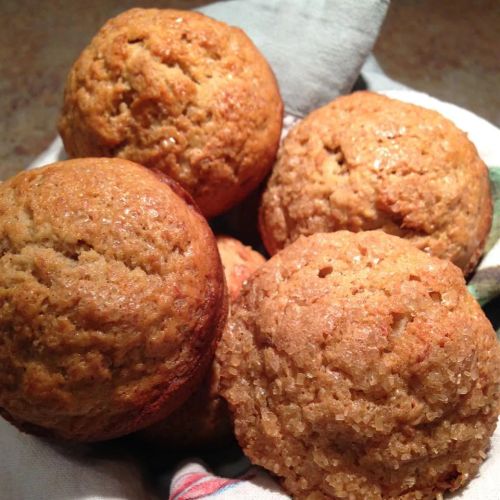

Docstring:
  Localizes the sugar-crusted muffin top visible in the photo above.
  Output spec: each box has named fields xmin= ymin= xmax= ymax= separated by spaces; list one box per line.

xmin=259 ymin=91 xmax=492 ymax=274
xmin=0 ymin=158 xmax=226 ymax=441
xmin=218 ymin=231 xmax=500 ymax=499
xmin=59 ymin=8 xmax=283 ymax=217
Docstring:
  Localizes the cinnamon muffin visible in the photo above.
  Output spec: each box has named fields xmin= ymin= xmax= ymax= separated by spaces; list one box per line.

xmin=140 ymin=235 xmax=264 ymax=449
xmin=59 ymin=8 xmax=283 ymax=218
xmin=259 ymin=92 xmax=492 ymax=274
xmin=0 ymin=158 xmax=227 ymax=442
xmin=218 ymin=231 xmax=500 ymax=499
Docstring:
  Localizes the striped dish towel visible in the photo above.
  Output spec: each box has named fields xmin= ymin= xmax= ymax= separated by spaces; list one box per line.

xmin=169 ymin=462 xmax=288 ymax=500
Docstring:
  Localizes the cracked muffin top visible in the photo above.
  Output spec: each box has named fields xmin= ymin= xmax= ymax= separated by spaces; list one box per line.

xmin=218 ymin=231 xmax=500 ymax=499
xmin=259 ymin=91 xmax=492 ymax=274
xmin=58 ymin=8 xmax=283 ymax=218
xmin=0 ymin=158 xmax=227 ymax=442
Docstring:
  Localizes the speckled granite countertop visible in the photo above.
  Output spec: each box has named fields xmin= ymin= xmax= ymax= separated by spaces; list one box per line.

xmin=1 ymin=0 xmax=499 ymax=180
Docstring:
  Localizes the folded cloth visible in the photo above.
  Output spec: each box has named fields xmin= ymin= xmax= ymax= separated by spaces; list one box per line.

xmin=169 ymin=462 xmax=288 ymax=500
xmin=198 ymin=0 xmax=389 ymax=117
xmin=0 ymin=419 xmax=152 ymax=500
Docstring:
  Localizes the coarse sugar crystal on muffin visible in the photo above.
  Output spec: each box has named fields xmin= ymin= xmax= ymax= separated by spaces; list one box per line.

xmin=139 ymin=235 xmax=265 ymax=449
xmin=0 ymin=158 xmax=227 ymax=442
xmin=218 ymin=231 xmax=500 ymax=499
xmin=59 ymin=8 xmax=283 ymax=218
xmin=259 ymin=91 xmax=492 ymax=274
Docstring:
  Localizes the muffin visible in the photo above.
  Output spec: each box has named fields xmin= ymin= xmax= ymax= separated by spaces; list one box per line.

xmin=0 ymin=158 xmax=227 ymax=442
xmin=59 ymin=8 xmax=283 ymax=218
xmin=218 ymin=231 xmax=500 ymax=499
xmin=259 ymin=92 xmax=492 ymax=274
xmin=140 ymin=235 xmax=265 ymax=449
xmin=216 ymin=235 xmax=266 ymax=302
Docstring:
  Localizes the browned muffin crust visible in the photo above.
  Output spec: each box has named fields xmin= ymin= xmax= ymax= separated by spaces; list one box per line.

xmin=139 ymin=235 xmax=264 ymax=449
xmin=259 ymin=92 xmax=492 ymax=274
xmin=216 ymin=235 xmax=266 ymax=302
xmin=218 ymin=231 xmax=500 ymax=499
xmin=59 ymin=8 xmax=283 ymax=218
xmin=0 ymin=158 xmax=227 ymax=442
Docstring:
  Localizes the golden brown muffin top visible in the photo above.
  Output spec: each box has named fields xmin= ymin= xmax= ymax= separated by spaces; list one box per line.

xmin=259 ymin=92 xmax=492 ymax=274
xmin=0 ymin=158 xmax=226 ymax=441
xmin=216 ymin=235 xmax=265 ymax=302
xmin=219 ymin=231 xmax=500 ymax=499
xmin=59 ymin=8 xmax=283 ymax=218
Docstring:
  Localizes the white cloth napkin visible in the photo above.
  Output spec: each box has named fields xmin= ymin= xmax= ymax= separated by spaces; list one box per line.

xmin=0 ymin=419 xmax=151 ymax=500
